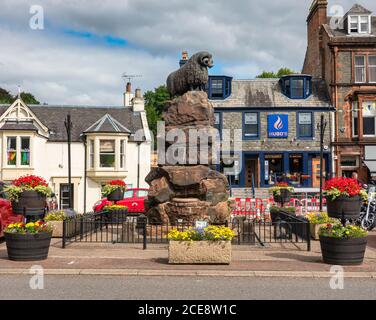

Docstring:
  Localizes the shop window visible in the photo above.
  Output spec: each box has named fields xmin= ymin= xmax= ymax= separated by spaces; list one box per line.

xmin=99 ymin=140 xmax=115 ymax=168
xmin=265 ymin=154 xmax=284 ymax=185
xmin=243 ymin=112 xmax=259 ymax=139
xmin=298 ymin=112 xmax=313 ymax=138
xmin=289 ymin=154 xmax=303 ymax=186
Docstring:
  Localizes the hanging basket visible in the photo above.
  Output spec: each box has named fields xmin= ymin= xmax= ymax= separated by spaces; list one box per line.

xmin=326 ymin=196 xmax=362 ymax=220
xmin=273 ymin=189 xmax=291 ymax=204
xmin=107 ymin=188 xmax=124 ymax=202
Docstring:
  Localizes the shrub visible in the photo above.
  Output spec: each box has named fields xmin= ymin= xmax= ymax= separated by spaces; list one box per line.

xmin=45 ymin=210 xmax=67 ymax=222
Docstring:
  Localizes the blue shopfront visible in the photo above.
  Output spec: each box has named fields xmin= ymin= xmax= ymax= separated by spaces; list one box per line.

xmin=222 ymin=151 xmax=332 ymax=189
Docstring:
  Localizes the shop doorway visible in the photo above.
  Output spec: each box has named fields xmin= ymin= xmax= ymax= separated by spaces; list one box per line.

xmin=245 ymin=157 xmax=259 ymax=188
xmin=312 ymin=158 xmax=326 ymax=188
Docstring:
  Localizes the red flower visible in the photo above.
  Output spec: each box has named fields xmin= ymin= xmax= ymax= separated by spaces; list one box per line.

xmin=109 ymin=180 xmax=126 ymax=187
xmin=276 ymin=182 xmax=289 ymax=187
xmin=13 ymin=175 xmax=48 ymax=188
xmin=324 ymin=177 xmax=362 ymax=197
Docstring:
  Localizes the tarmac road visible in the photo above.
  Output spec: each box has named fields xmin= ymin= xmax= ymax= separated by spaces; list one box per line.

xmin=0 ymin=275 xmax=375 ymax=300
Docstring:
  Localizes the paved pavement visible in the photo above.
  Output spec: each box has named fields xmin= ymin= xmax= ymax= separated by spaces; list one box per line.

xmin=0 ymin=232 xmax=375 ymax=277
xmin=0 ymin=275 xmax=375 ymax=300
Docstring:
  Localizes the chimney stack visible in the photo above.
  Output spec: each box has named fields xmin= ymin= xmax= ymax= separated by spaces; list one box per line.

xmin=303 ymin=0 xmax=328 ymax=77
xmin=124 ymin=82 xmax=134 ymax=107
xmin=131 ymin=88 xmax=144 ymax=112
xmin=179 ymin=51 xmax=189 ymax=68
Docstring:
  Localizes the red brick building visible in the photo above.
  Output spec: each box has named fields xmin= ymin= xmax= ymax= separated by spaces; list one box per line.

xmin=303 ymin=1 xmax=376 ymax=182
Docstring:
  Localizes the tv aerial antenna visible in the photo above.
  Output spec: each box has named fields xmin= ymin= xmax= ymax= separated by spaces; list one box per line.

xmin=122 ymin=73 xmax=142 ymax=83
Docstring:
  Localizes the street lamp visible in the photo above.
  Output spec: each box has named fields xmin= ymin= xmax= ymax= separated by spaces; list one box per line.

xmin=317 ymin=114 xmax=328 ymax=211
xmin=64 ymin=114 xmax=73 ymax=209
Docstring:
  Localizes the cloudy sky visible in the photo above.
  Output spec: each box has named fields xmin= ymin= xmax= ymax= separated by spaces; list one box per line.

xmin=0 ymin=0 xmax=374 ymax=105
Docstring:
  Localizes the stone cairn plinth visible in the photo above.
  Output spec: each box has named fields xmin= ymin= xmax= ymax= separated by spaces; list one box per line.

xmin=145 ymin=91 xmax=230 ymax=225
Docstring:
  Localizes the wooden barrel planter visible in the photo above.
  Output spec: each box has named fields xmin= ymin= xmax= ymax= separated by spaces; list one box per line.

xmin=319 ymin=236 xmax=367 ymax=265
xmin=326 ymin=196 xmax=362 ymax=220
xmin=4 ymin=232 xmax=52 ymax=261
xmin=107 ymin=188 xmax=124 ymax=202
xmin=273 ymin=190 xmax=291 ymax=205
xmin=12 ymin=190 xmax=46 ymax=216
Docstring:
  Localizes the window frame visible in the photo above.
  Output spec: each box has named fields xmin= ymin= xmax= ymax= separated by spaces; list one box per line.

xmin=354 ymin=55 xmax=366 ymax=83
xmin=120 ymin=139 xmax=126 ymax=169
xmin=20 ymin=136 xmax=30 ymax=166
xmin=99 ymin=139 xmax=116 ymax=168
xmin=243 ymin=112 xmax=260 ymax=140
xmin=369 ymin=55 xmax=376 ymax=83
xmin=348 ymin=15 xmax=370 ymax=34
xmin=297 ymin=112 xmax=314 ymax=140
xmin=5 ymin=135 xmax=32 ymax=168
xmin=6 ymin=136 xmax=17 ymax=166
xmin=208 ymin=76 xmax=232 ymax=100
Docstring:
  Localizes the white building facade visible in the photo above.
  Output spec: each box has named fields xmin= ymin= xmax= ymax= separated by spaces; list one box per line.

xmin=0 ymin=85 xmax=152 ymax=213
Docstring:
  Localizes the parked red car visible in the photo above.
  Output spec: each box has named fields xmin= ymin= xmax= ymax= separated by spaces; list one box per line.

xmin=93 ymin=188 xmax=149 ymax=213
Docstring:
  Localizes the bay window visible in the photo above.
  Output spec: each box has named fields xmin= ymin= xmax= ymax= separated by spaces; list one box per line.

xmin=6 ymin=136 xmax=31 ymax=166
xmin=99 ymin=140 xmax=115 ymax=168
xmin=353 ymin=101 xmax=376 ymax=137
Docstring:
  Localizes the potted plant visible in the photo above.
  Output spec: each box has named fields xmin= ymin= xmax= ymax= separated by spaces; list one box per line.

xmin=102 ymin=180 xmax=126 ymax=202
xmin=324 ymin=177 xmax=367 ymax=220
xmin=306 ymin=212 xmax=337 ymax=240
xmin=319 ymin=223 xmax=367 ymax=265
xmin=44 ymin=210 xmax=67 ymax=238
xmin=4 ymin=221 xmax=53 ymax=261
xmin=167 ymin=225 xmax=236 ymax=265
xmin=102 ymin=204 xmax=128 ymax=223
xmin=269 ymin=182 xmax=294 ymax=206
xmin=4 ymin=175 xmax=52 ymax=217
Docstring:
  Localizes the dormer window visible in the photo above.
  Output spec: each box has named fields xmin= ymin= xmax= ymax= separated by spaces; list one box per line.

xmin=348 ymin=15 xmax=371 ymax=34
xmin=207 ymin=76 xmax=232 ymax=100
xmin=280 ymin=75 xmax=312 ymax=99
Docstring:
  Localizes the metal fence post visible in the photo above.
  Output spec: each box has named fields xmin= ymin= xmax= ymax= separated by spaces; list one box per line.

xmin=306 ymin=221 xmax=311 ymax=252
xmin=142 ymin=216 xmax=147 ymax=250
xmin=62 ymin=220 xmax=66 ymax=249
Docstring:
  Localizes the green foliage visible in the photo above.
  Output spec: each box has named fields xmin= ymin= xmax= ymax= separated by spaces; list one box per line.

xmin=143 ymin=85 xmax=170 ymax=148
xmin=101 ymin=184 xmax=125 ymax=197
xmin=168 ymin=226 xmax=236 ymax=242
xmin=0 ymin=87 xmax=40 ymax=105
xmin=256 ymin=67 xmax=297 ymax=78
xmin=305 ymin=212 xmax=337 ymax=224
xmin=20 ymin=92 xmax=40 ymax=104
xmin=45 ymin=210 xmax=67 ymax=222
xmin=0 ymin=88 xmax=13 ymax=103
xmin=4 ymin=185 xmax=52 ymax=202
xmin=319 ymin=223 xmax=367 ymax=239
xmin=270 ymin=206 xmax=296 ymax=215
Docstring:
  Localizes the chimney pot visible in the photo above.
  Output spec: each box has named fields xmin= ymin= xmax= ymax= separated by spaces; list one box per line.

xmin=135 ymin=88 xmax=141 ymax=98
xmin=126 ymin=82 xmax=132 ymax=93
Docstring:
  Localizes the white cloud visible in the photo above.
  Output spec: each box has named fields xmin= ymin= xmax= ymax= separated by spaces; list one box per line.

xmin=0 ymin=0 xmax=374 ymax=104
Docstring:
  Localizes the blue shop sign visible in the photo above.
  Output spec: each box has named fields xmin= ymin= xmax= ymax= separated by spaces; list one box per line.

xmin=268 ymin=114 xmax=288 ymax=138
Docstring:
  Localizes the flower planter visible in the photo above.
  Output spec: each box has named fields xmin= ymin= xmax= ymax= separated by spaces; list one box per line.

xmin=326 ymin=196 xmax=362 ymax=220
xmin=319 ymin=236 xmax=367 ymax=266
xmin=49 ymin=221 xmax=63 ymax=238
xmin=273 ymin=190 xmax=291 ymax=205
xmin=4 ymin=232 xmax=52 ymax=261
xmin=310 ymin=223 xmax=327 ymax=240
xmin=12 ymin=190 xmax=46 ymax=216
xmin=168 ymin=241 xmax=231 ymax=265
xmin=107 ymin=188 xmax=124 ymax=202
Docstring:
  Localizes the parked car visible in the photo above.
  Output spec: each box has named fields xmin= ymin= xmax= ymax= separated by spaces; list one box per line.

xmin=93 ymin=188 xmax=149 ymax=213
xmin=0 ymin=182 xmax=23 ymax=238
